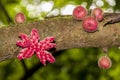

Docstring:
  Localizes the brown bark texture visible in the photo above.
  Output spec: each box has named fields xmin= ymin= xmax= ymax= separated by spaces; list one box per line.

xmin=0 ymin=13 xmax=120 ymax=61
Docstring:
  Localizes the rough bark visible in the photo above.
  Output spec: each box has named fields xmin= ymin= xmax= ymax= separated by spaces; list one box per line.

xmin=0 ymin=13 xmax=120 ymax=61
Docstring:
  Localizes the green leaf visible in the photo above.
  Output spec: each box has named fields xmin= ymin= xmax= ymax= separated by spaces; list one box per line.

xmin=53 ymin=0 xmax=69 ymax=8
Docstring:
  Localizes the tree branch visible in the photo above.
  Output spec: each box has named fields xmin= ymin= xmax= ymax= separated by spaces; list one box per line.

xmin=0 ymin=13 xmax=120 ymax=61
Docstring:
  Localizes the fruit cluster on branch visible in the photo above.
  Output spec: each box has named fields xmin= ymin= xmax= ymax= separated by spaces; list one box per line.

xmin=73 ymin=6 xmax=112 ymax=69
xmin=73 ymin=6 xmax=104 ymax=32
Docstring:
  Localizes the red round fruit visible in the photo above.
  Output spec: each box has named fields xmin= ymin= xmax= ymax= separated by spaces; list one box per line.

xmin=14 ymin=12 xmax=26 ymax=24
xmin=82 ymin=16 xmax=98 ymax=32
xmin=93 ymin=8 xmax=104 ymax=21
xmin=73 ymin=5 xmax=87 ymax=20
xmin=98 ymin=56 xmax=112 ymax=69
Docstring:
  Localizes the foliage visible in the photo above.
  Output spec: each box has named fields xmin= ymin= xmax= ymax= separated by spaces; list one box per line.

xmin=0 ymin=48 xmax=120 ymax=80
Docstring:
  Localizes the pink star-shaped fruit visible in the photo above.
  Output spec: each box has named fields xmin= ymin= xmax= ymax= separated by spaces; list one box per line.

xmin=16 ymin=28 xmax=56 ymax=65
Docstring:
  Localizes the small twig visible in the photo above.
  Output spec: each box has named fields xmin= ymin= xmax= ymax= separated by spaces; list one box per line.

xmin=104 ymin=13 xmax=120 ymax=26
xmin=21 ymin=60 xmax=28 ymax=73
xmin=20 ymin=50 xmax=64 ymax=80
xmin=0 ymin=1 xmax=12 ymax=23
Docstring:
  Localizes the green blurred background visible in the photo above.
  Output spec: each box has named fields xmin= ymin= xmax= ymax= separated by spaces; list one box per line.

xmin=0 ymin=0 xmax=120 ymax=80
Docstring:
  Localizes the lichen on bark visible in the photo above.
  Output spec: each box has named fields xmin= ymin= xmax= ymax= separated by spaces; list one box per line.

xmin=0 ymin=13 xmax=120 ymax=61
